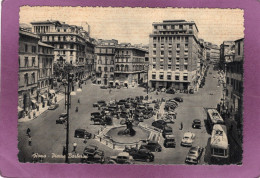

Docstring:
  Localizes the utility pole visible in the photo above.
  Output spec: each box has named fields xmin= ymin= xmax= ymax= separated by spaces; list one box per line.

xmin=65 ymin=73 xmax=73 ymax=163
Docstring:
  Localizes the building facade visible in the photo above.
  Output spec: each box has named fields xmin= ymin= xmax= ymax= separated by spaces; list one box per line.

xmin=225 ymin=38 xmax=244 ymax=129
xmin=114 ymin=43 xmax=147 ymax=87
xmin=18 ymin=27 xmax=54 ymax=117
xmin=37 ymin=42 xmax=55 ymax=102
xmin=19 ymin=28 xmax=40 ymax=114
xmin=95 ymin=39 xmax=118 ymax=86
xmin=220 ymin=41 xmax=235 ymax=70
xmin=31 ymin=20 xmax=95 ymax=80
xmin=148 ymin=20 xmax=201 ymax=91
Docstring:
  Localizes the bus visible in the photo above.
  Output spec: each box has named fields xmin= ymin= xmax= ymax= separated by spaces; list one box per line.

xmin=207 ymin=109 xmax=225 ymax=130
xmin=210 ymin=124 xmax=229 ymax=161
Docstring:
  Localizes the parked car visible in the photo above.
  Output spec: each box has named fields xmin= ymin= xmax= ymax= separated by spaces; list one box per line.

xmin=93 ymin=100 xmax=106 ymax=107
xmin=123 ymin=148 xmax=154 ymax=162
xmin=164 ymin=134 xmax=176 ymax=148
xmin=48 ymin=104 xmax=59 ymax=110
xmin=174 ymin=97 xmax=183 ymax=102
xmin=100 ymin=85 xmax=108 ymax=89
xmin=82 ymin=145 xmax=105 ymax=164
xmin=152 ymin=120 xmax=167 ymax=130
xmin=181 ymin=132 xmax=196 ymax=147
xmin=108 ymin=152 xmax=134 ymax=164
xmin=74 ymin=129 xmax=92 ymax=139
xmin=56 ymin=115 xmax=67 ymax=124
xmin=185 ymin=146 xmax=204 ymax=164
xmin=166 ymin=89 xmax=175 ymax=94
xmin=90 ymin=112 xmax=102 ymax=120
xmin=192 ymin=119 xmax=202 ymax=129
xmin=140 ymin=141 xmax=162 ymax=152
xmin=162 ymin=126 xmax=173 ymax=138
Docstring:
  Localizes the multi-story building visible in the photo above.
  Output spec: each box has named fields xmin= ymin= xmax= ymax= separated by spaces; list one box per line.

xmin=18 ymin=27 xmax=54 ymax=118
xmin=95 ymin=39 xmax=118 ymax=86
xmin=220 ymin=41 xmax=235 ymax=70
xmin=210 ymin=44 xmax=220 ymax=64
xmin=114 ymin=43 xmax=147 ymax=87
xmin=37 ymin=42 xmax=55 ymax=102
xmin=19 ymin=28 xmax=40 ymax=114
xmin=31 ymin=20 xmax=95 ymax=80
xmin=148 ymin=20 xmax=201 ymax=91
xmin=225 ymin=38 xmax=243 ymax=129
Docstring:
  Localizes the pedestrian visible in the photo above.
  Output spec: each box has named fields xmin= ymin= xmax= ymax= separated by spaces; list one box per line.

xmin=72 ymin=142 xmax=77 ymax=153
xmin=26 ymin=128 xmax=31 ymax=136
xmin=75 ymin=106 xmax=78 ymax=112
xmin=33 ymin=111 xmax=36 ymax=119
xmin=180 ymin=122 xmax=183 ymax=130
xmin=78 ymin=98 xmax=80 ymax=104
xmin=37 ymin=105 xmax=39 ymax=111
xmin=109 ymin=89 xmax=112 ymax=94
xmin=62 ymin=146 xmax=66 ymax=156
xmin=55 ymin=96 xmax=57 ymax=103
xmin=83 ymin=135 xmax=87 ymax=144
xmin=28 ymin=136 xmax=32 ymax=146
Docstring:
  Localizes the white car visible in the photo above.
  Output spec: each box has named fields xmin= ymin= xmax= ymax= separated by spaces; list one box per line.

xmin=181 ymin=132 xmax=196 ymax=147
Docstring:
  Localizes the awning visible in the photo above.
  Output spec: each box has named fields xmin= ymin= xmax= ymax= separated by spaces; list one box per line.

xmin=175 ymin=73 xmax=180 ymax=76
xmin=18 ymin=107 xmax=23 ymax=112
xmin=41 ymin=95 xmax=46 ymax=99
xmin=109 ymin=81 xmax=114 ymax=83
xmin=124 ymin=81 xmax=128 ymax=84
xmin=183 ymin=73 xmax=188 ymax=76
xmin=49 ymin=89 xmax=55 ymax=94
xmin=115 ymin=80 xmax=120 ymax=84
xmin=31 ymin=99 xmax=37 ymax=104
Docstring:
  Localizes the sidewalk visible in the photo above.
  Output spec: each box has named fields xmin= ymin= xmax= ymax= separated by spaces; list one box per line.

xmin=18 ymin=93 xmax=64 ymax=123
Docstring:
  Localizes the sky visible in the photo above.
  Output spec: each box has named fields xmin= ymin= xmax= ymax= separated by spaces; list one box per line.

xmin=19 ymin=7 xmax=244 ymax=46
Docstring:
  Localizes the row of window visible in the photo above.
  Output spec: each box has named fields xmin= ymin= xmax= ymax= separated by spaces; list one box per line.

xmin=153 ymin=43 xmax=189 ymax=48
xmin=153 ymin=36 xmax=189 ymax=43
xmin=21 ymin=44 xmax=37 ymax=53
xmin=153 ymin=57 xmax=189 ymax=63
xmin=95 ymin=48 xmax=115 ymax=54
xmin=153 ymin=50 xmax=189 ymax=57
xmin=19 ymin=56 xmax=53 ymax=68
xmin=19 ymin=73 xmax=36 ymax=86
xmin=152 ymin=73 xmax=188 ymax=81
xmin=154 ymin=31 xmax=193 ymax=35
xmin=152 ymin=64 xmax=188 ymax=70
xmin=154 ymin=24 xmax=193 ymax=30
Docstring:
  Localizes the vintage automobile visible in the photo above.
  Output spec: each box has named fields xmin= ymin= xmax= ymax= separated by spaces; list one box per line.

xmin=56 ymin=113 xmax=68 ymax=124
xmin=100 ymin=85 xmax=108 ymax=89
xmin=90 ymin=112 xmax=102 ymax=120
xmin=164 ymin=134 xmax=176 ymax=148
xmin=48 ymin=104 xmax=59 ymax=110
xmin=93 ymin=100 xmax=106 ymax=107
xmin=192 ymin=119 xmax=202 ymax=129
xmin=74 ymin=129 xmax=92 ymax=139
xmin=81 ymin=145 xmax=105 ymax=164
xmin=162 ymin=126 xmax=173 ymax=138
xmin=162 ymin=114 xmax=175 ymax=124
xmin=166 ymin=88 xmax=176 ymax=94
xmin=174 ymin=97 xmax=183 ymax=102
xmin=181 ymin=132 xmax=196 ymax=147
xmin=152 ymin=120 xmax=167 ymax=130
xmin=123 ymin=147 xmax=154 ymax=162
xmin=92 ymin=116 xmax=112 ymax=125
xmin=185 ymin=146 xmax=204 ymax=164
xmin=140 ymin=141 xmax=162 ymax=152
xmin=108 ymin=152 xmax=134 ymax=164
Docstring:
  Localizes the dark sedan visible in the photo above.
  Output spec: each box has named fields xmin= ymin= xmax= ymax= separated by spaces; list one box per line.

xmin=74 ymin=129 xmax=92 ymax=139
xmin=152 ymin=120 xmax=167 ymax=130
xmin=192 ymin=119 xmax=202 ymax=129
xmin=140 ymin=141 xmax=162 ymax=152
xmin=174 ymin=97 xmax=183 ymax=102
xmin=124 ymin=148 xmax=154 ymax=162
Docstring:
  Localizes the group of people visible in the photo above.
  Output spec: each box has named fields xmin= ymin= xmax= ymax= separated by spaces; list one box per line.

xmin=26 ymin=128 xmax=32 ymax=146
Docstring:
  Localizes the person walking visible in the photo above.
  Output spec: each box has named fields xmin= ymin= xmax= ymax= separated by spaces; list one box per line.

xmin=26 ymin=128 xmax=31 ymax=136
xmin=28 ymin=136 xmax=32 ymax=146
xmin=83 ymin=135 xmax=87 ymax=144
xmin=54 ymin=96 xmax=57 ymax=103
xmin=78 ymin=98 xmax=80 ymax=104
xmin=72 ymin=142 xmax=77 ymax=153
xmin=180 ymin=122 xmax=183 ymax=130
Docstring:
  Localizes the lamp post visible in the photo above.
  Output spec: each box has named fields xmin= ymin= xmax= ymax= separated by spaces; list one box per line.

xmin=146 ymin=63 xmax=149 ymax=99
